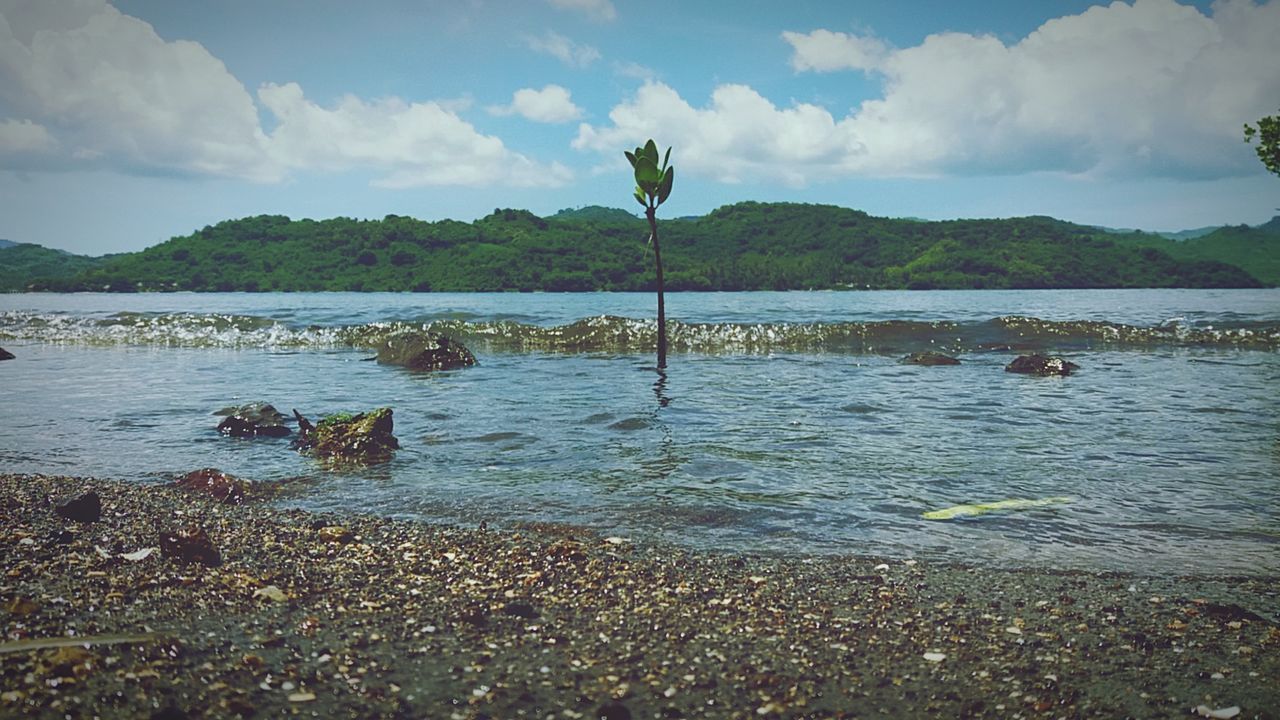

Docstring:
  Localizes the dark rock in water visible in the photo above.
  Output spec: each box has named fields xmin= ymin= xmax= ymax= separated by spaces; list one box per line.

xmin=214 ymin=402 xmax=291 ymax=438
xmin=0 ymin=347 xmax=14 ymax=361
xmin=293 ymin=408 xmax=315 ymax=435
xmin=1005 ymin=354 xmax=1080 ymax=376
xmin=55 ymin=491 xmax=101 ymax=523
xmin=292 ymin=407 xmax=400 ymax=464
xmin=376 ymin=332 xmax=476 ymax=371
xmin=902 ymin=351 xmax=961 ymax=366
xmin=174 ymin=468 xmax=250 ymax=505
xmin=159 ymin=525 xmax=222 ymax=567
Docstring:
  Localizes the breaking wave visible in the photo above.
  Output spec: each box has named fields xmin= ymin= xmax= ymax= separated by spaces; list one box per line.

xmin=3 ymin=310 xmax=1278 ymax=354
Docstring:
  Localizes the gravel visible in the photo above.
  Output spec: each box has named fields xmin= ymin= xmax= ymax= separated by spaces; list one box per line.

xmin=2 ymin=473 xmax=1277 ymax=719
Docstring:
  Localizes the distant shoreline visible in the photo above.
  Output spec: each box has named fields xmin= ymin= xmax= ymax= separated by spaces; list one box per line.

xmin=3 ymin=473 xmax=1277 ymax=718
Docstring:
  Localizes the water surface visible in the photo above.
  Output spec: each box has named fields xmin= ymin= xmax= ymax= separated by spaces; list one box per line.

xmin=2 ymin=290 xmax=1277 ymax=575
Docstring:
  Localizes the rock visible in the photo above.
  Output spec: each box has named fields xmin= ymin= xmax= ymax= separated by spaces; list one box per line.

xmin=1004 ymin=354 xmax=1080 ymax=376
xmin=292 ymin=408 xmax=400 ymax=464
xmin=214 ymin=402 xmax=291 ymax=438
xmin=55 ymin=491 xmax=102 ymax=523
xmin=173 ymin=468 xmax=250 ymax=505
xmin=159 ymin=525 xmax=222 ymax=567
xmin=0 ymin=347 xmax=14 ymax=361
xmin=597 ymin=702 xmax=632 ymax=720
xmin=502 ymin=601 xmax=538 ymax=619
xmin=376 ymin=332 xmax=476 ymax=371
xmin=316 ymin=525 xmax=353 ymax=543
xmin=902 ymin=351 xmax=960 ymax=366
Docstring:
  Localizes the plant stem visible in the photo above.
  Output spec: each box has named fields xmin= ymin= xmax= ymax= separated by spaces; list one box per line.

xmin=646 ymin=204 xmax=666 ymax=368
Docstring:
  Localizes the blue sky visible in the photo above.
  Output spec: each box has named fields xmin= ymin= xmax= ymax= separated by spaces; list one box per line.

xmin=1 ymin=0 xmax=1278 ymax=255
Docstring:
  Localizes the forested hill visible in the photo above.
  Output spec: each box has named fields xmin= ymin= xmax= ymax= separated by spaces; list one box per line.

xmin=1110 ymin=220 xmax=1280 ymax=285
xmin=21 ymin=202 xmax=1274 ymax=292
xmin=0 ymin=243 xmax=106 ymax=292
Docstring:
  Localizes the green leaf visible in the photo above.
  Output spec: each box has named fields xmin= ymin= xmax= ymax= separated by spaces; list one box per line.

xmin=642 ymin=139 xmax=659 ymax=165
xmin=634 ymin=155 xmax=661 ymax=190
xmin=657 ymin=166 xmax=674 ymax=205
xmin=633 ymin=189 xmax=646 ymax=207
xmin=662 ymin=146 xmax=671 ymax=172
xmin=624 ymin=150 xmax=638 ymax=168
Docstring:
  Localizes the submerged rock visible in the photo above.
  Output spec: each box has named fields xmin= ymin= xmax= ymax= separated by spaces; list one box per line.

xmin=901 ymin=351 xmax=961 ymax=366
xmin=0 ymin=347 xmax=14 ymax=361
xmin=1005 ymin=354 xmax=1080 ymax=376
xmin=173 ymin=468 xmax=250 ymax=505
xmin=376 ymin=332 xmax=477 ymax=372
xmin=55 ymin=491 xmax=101 ymax=523
xmin=159 ymin=525 xmax=222 ymax=567
xmin=214 ymin=402 xmax=291 ymax=438
xmin=292 ymin=407 xmax=400 ymax=464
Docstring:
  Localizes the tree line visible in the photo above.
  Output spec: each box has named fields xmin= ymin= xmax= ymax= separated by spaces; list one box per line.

xmin=8 ymin=202 xmax=1274 ymax=292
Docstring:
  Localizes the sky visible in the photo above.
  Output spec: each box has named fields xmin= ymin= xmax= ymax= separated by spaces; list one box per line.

xmin=1 ymin=0 xmax=1278 ymax=255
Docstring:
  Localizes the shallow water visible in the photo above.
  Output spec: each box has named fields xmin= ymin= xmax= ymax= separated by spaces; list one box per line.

xmin=2 ymin=290 xmax=1278 ymax=575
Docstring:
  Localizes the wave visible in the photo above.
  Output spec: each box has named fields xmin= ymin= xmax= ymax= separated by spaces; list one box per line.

xmin=2 ymin=311 xmax=1278 ymax=354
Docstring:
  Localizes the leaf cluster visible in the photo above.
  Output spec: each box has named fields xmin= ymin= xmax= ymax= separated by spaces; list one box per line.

xmin=1244 ymin=109 xmax=1280 ymax=177
xmin=624 ymin=140 xmax=674 ymax=210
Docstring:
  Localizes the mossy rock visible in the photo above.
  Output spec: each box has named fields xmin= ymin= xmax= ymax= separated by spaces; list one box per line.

xmin=293 ymin=407 xmax=400 ymax=464
xmin=376 ymin=332 xmax=476 ymax=372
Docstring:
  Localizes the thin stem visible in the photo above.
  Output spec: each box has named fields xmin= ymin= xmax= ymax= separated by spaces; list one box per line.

xmin=647 ymin=204 xmax=666 ymax=369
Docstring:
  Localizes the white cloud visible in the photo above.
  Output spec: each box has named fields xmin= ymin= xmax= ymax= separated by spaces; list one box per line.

xmin=547 ymin=0 xmax=616 ymax=22
xmin=0 ymin=118 xmax=56 ymax=154
xmin=489 ymin=85 xmax=582 ymax=123
xmin=782 ymin=29 xmax=888 ymax=72
xmin=526 ymin=30 xmax=601 ymax=68
xmin=580 ymin=0 xmax=1280 ymax=184
xmin=260 ymin=83 xmax=572 ymax=188
xmin=0 ymin=0 xmax=278 ymax=180
xmin=574 ymin=82 xmax=864 ymax=186
xmin=614 ymin=61 xmax=657 ymax=81
xmin=0 ymin=1 xmax=570 ymax=189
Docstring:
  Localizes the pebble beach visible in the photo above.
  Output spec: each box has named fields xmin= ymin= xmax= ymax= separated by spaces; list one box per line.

xmin=2 ymin=473 xmax=1277 ymax=719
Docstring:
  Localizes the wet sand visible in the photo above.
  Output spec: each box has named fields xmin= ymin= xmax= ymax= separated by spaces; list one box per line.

xmin=2 ymin=473 xmax=1277 ymax=719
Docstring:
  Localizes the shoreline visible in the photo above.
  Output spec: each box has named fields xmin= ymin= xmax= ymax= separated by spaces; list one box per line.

xmin=2 ymin=473 xmax=1277 ymax=719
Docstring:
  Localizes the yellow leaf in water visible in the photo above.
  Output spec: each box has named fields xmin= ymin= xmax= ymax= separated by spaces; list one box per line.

xmin=922 ymin=497 xmax=1072 ymax=520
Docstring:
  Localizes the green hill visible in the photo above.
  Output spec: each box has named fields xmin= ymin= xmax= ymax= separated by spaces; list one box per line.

xmin=1111 ymin=218 xmax=1280 ymax=285
xmin=550 ymin=206 xmax=641 ymax=224
xmin=0 ymin=244 xmax=106 ymax=292
xmin=34 ymin=203 xmax=1267 ymax=292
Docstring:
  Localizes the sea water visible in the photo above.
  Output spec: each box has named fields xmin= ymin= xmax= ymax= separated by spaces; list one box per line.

xmin=2 ymin=289 xmax=1277 ymax=575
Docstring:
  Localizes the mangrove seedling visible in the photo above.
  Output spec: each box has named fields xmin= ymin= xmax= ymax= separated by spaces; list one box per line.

xmin=625 ymin=139 xmax=675 ymax=367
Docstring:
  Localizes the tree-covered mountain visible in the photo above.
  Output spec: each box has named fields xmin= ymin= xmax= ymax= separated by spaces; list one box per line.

xmin=17 ymin=202 xmax=1273 ymax=292
xmin=1110 ymin=219 xmax=1280 ymax=285
xmin=0 ymin=243 xmax=107 ymax=292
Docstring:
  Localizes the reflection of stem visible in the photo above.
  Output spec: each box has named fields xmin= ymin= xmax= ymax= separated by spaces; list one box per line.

xmin=642 ymin=367 xmax=678 ymax=482
xmin=653 ymin=367 xmax=671 ymax=408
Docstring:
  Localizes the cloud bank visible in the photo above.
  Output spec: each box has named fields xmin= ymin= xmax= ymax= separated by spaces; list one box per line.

xmin=0 ymin=0 xmax=570 ymax=188
xmin=579 ymin=0 xmax=1280 ymax=183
